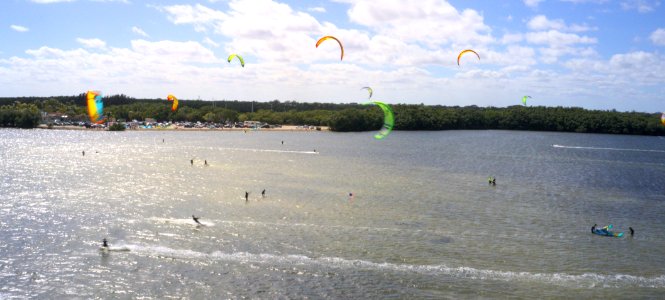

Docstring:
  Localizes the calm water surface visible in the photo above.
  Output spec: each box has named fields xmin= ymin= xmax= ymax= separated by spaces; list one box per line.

xmin=1 ymin=128 xmax=664 ymax=299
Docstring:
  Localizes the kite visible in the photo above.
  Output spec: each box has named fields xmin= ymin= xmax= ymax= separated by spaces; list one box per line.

xmin=86 ymin=90 xmax=105 ymax=124
xmin=228 ymin=54 xmax=245 ymax=67
xmin=522 ymin=95 xmax=532 ymax=106
xmin=661 ymin=112 xmax=665 ymax=126
xmin=167 ymin=94 xmax=179 ymax=111
xmin=361 ymin=87 xmax=373 ymax=99
xmin=364 ymin=101 xmax=394 ymax=140
xmin=457 ymin=49 xmax=480 ymax=66
xmin=316 ymin=36 xmax=344 ymax=60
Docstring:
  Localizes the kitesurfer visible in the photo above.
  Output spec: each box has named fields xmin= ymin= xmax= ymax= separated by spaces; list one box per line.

xmin=488 ymin=177 xmax=492 ymax=185
xmin=245 ymin=191 xmax=249 ymax=203
xmin=281 ymin=141 xmax=284 ymax=145
xmin=192 ymin=215 xmax=202 ymax=225
xmin=82 ymin=151 xmax=85 ymax=156
xmin=190 ymin=159 xmax=194 ymax=166
xmin=102 ymin=238 xmax=108 ymax=248
xmin=204 ymin=160 xmax=208 ymax=166
xmin=591 ymin=224 xmax=597 ymax=234
xmin=629 ymin=227 xmax=634 ymax=236
xmin=261 ymin=189 xmax=266 ymax=198
xmin=492 ymin=177 xmax=496 ymax=186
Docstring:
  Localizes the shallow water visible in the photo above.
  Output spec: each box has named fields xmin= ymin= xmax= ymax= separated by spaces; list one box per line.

xmin=1 ymin=128 xmax=664 ymax=298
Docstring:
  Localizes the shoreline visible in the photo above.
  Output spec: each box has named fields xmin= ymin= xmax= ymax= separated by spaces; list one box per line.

xmin=37 ymin=124 xmax=330 ymax=132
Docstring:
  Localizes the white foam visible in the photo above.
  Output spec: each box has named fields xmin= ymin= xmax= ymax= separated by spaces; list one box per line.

xmin=553 ymin=144 xmax=665 ymax=153
xmin=122 ymin=244 xmax=665 ymax=288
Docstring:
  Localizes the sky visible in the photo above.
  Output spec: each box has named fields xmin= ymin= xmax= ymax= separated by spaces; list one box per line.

xmin=1 ymin=0 xmax=664 ymax=112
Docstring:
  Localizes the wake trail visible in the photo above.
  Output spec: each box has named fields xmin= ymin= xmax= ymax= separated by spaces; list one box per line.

xmin=119 ymin=244 xmax=665 ymax=289
xmin=553 ymin=144 xmax=665 ymax=153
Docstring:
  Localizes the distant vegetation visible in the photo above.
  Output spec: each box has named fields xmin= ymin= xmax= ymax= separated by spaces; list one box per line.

xmin=0 ymin=95 xmax=663 ymax=136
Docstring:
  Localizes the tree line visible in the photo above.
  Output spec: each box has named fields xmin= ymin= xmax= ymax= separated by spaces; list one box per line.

xmin=0 ymin=95 xmax=663 ymax=136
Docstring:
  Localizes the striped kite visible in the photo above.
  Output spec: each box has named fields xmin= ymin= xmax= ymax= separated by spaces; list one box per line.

xmin=457 ymin=49 xmax=480 ymax=66
xmin=316 ymin=36 xmax=344 ymax=60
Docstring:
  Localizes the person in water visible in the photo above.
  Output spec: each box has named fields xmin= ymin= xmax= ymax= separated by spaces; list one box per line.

xmin=629 ymin=227 xmax=634 ymax=236
xmin=281 ymin=141 xmax=284 ymax=145
xmin=192 ymin=215 xmax=202 ymax=225
xmin=492 ymin=177 xmax=496 ymax=186
xmin=245 ymin=191 xmax=249 ymax=203
xmin=82 ymin=150 xmax=85 ymax=156
xmin=591 ymin=224 xmax=597 ymax=234
xmin=261 ymin=189 xmax=266 ymax=198
xmin=190 ymin=159 xmax=194 ymax=166
xmin=102 ymin=238 xmax=108 ymax=248
xmin=204 ymin=160 xmax=208 ymax=166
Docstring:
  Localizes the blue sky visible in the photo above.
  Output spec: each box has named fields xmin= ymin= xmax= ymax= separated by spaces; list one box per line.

xmin=1 ymin=0 xmax=664 ymax=112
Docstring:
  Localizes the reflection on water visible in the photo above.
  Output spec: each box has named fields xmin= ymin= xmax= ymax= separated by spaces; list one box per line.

xmin=1 ymin=128 xmax=664 ymax=298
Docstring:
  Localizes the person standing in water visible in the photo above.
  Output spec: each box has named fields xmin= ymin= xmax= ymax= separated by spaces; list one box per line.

xmin=82 ymin=150 xmax=85 ymax=156
xmin=190 ymin=159 xmax=194 ymax=166
xmin=245 ymin=191 xmax=249 ymax=203
xmin=192 ymin=215 xmax=202 ymax=225
xmin=629 ymin=227 xmax=634 ymax=236
xmin=281 ymin=141 xmax=284 ymax=145
xmin=204 ymin=160 xmax=208 ymax=166
xmin=261 ymin=189 xmax=266 ymax=198
xmin=102 ymin=238 xmax=108 ymax=248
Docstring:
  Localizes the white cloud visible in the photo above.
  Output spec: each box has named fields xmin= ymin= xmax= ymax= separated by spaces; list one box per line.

xmin=76 ymin=38 xmax=106 ymax=49
xmin=308 ymin=6 xmax=326 ymax=13
xmin=524 ymin=0 xmax=545 ymax=8
xmin=527 ymin=15 xmax=595 ymax=32
xmin=131 ymin=26 xmax=149 ymax=37
xmin=650 ymin=28 xmax=665 ymax=46
xmin=159 ymin=4 xmax=227 ymax=32
xmin=501 ymin=33 xmax=523 ymax=44
xmin=337 ymin=0 xmax=493 ymax=47
xmin=10 ymin=25 xmax=29 ymax=32
xmin=203 ymin=37 xmax=220 ymax=47
xmin=621 ymin=0 xmax=661 ymax=13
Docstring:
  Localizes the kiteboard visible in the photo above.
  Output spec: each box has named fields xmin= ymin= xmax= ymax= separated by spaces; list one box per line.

xmin=99 ymin=246 xmax=130 ymax=252
xmin=592 ymin=225 xmax=624 ymax=237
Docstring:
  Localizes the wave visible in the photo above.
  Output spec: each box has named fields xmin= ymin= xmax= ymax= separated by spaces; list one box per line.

xmin=553 ymin=144 xmax=665 ymax=153
xmin=121 ymin=244 xmax=665 ymax=288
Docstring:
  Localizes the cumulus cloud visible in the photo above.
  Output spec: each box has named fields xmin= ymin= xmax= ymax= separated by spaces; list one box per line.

xmin=131 ymin=26 xmax=149 ymax=37
xmin=338 ymin=0 xmax=493 ymax=47
xmin=76 ymin=38 xmax=107 ymax=49
xmin=10 ymin=25 xmax=29 ymax=32
xmin=650 ymin=28 xmax=665 ymax=46
xmin=527 ymin=15 xmax=595 ymax=32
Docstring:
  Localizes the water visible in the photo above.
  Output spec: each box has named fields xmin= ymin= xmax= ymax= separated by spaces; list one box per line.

xmin=1 ymin=128 xmax=664 ymax=299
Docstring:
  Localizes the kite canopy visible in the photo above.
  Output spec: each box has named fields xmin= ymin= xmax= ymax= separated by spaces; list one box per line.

xmin=316 ymin=36 xmax=344 ymax=60
xmin=167 ymin=94 xmax=179 ymax=111
xmin=522 ymin=95 xmax=532 ymax=106
xmin=361 ymin=87 xmax=373 ymax=99
xmin=661 ymin=112 xmax=665 ymax=126
xmin=228 ymin=54 xmax=245 ymax=67
xmin=457 ymin=49 xmax=480 ymax=66
xmin=86 ymin=90 xmax=105 ymax=124
xmin=364 ymin=101 xmax=394 ymax=140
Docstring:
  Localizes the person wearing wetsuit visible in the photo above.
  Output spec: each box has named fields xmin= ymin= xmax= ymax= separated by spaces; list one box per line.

xmin=102 ymin=238 xmax=108 ymax=248
xmin=629 ymin=227 xmax=634 ymax=236
xmin=591 ymin=224 xmax=597 ymax=234
xmin=245 ymin=192 xmax=249 ymax=203
xmin=192 ymin=215 xmax=201 ymax=225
